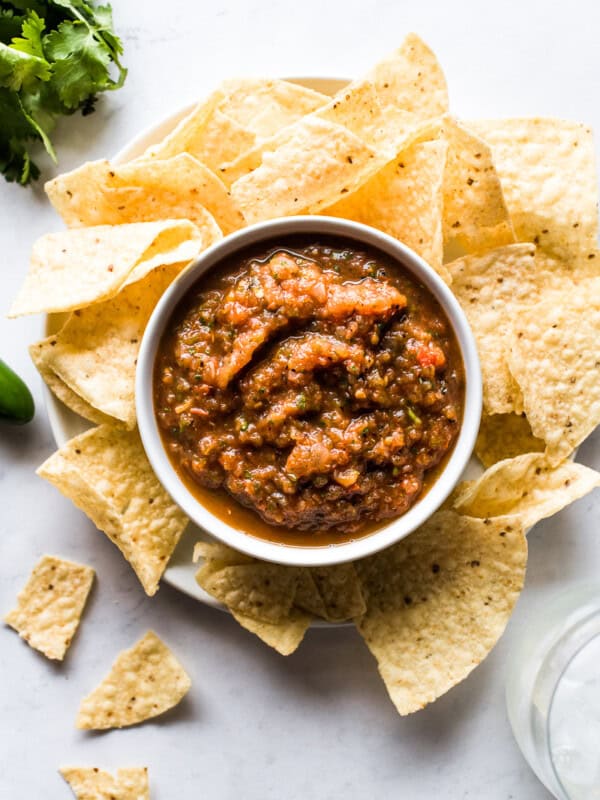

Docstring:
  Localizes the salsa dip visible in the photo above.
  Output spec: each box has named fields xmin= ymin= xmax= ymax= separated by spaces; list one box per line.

xmin=137 ymin=217 xmax=481 ymax=566
xmin=155 ymin=235 xmax=464 ymax=544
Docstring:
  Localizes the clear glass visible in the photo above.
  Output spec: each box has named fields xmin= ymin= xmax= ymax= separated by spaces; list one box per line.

xmin=506 ymin=583 xmax=600 ymax=799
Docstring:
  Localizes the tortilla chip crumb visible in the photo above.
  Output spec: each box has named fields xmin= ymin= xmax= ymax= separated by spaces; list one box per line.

xmin=60 ymin=766 xmax=149 ymax=799
xmin=4 ymin=555 xmax=94 ymax=661
xmin=76 ymin=631 xmax=190 ymax=729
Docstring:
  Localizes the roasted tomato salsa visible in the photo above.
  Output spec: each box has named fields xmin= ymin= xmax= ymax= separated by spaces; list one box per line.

xmin=154 ymin=237 xmax=465 ymax=541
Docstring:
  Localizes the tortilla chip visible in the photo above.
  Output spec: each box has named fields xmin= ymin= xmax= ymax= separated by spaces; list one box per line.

xmin=475 ymin=413 xmax=545 ymax=468
xmin=231 ymin=609 xmax=312 ymax=656
xmin=293 ymin=570 xmax=327 ymax=618
xmin=447 ymin=244 xmax=577 ymax=414
xmin=315 ymin=79 xmax=381 ymax=141
xmin=141 ymin=91 xmax=254 ymax=172
xmin=467 ymin=118 xmax=598 ymax=263
xmin=230 ymin=117 xmax=382 ymax=224
xmin=60 ymin=767 xmax=149 ymax=800
xmin=196 ymin=561 xmax=298 ymax=624
xmin=442 ymin=117 xmax=514 ymax=260
xmin=452 ymin=454 xmax=600 ymax=529
xmin=4 ymin=555 xmax=94 ymax=660
xmin=532 ymin=247 xmax=600 ymax=282
xmin=324 ymin=138 xmax=448 ymax=277
xmin=193 ymin=542 xmax=311 ymax=652
xmin=319 ymin=57 xmax=447 ymax=155
xmin=218 ymin=78 xmax=328 ymax=137
xmin=316 ymin=80 xmax=416 ymax=155
xmin=507 ymin=278 xmax=600 ymax=464
xmin=223 ymin=70 xmax=438 ymax=190
xmin=294 ymin=565 xmax=366 ymax=623
xmin=37 ymin=426 xmax=188 ymax=596
xmin=142 ymin=79 xmax=327 ymax=172
xmin=173 ymin=108 xmax=258 ymax=175
xmin=9 ymin=220 xmax=201 ymax=317
xmin=33 ymin=262 xmax=184 ymax=428
xmin=356 ymin=511 xmax=527 ymax=715
xmin=366 ymin=33 xmax=448 ymax=118
xmin=77 ymin=631 xmax=190 ymax=729
xmin=192 ymin=540 xmax=253 ymax=567
xmin=30 ymin=339 xmax=116 ymax=426
xmin=45 ymin=155 xmax=231 ymax=234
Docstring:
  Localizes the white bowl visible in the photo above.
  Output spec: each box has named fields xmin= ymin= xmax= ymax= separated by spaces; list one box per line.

xmin=136 ymin=216 xmax=482 ymax=567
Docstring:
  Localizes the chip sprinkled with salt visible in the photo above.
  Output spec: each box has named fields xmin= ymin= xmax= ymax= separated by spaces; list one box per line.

xmin=356 ymin=511 xmax=527 ymax=715
xmin=9 ymin=219 xmax=202 ymax=317
xmin=37 ymin=426 xmax=187 ymax=596
xmin=468 ymin=118 xmax=598 ymax=263
xmin=452 ymin=453 xmax=600 ymax=528
xmin=507 ymin=278 xmax=600 ymax=464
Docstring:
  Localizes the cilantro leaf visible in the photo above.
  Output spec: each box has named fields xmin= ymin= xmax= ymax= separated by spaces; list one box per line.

xmin=0 ymin=86 xmax=41 ymax=183
xmin=0 ymin=0 xmax=126 ymax=185
xmin=2 ymin=1 xmax=45 ymax=13
xmin=0 ymin=84 xmax=35 ymax=137
xmin=10 ymin=9 xmax=45 ymax=58
xmin=88 ymin=4 xmax=123 ymax=62
xmin=0 ymin=9 xmax=25 ymax=43
xmin=18 ymin=92 xmax=55 ymax=160
xmin=45 ymin=20 xmax=110 ymax=108
xmin=0 ymin=41 xmax=50 ymax=90
xmin=48 ymin=0 xmax=125 ymax=74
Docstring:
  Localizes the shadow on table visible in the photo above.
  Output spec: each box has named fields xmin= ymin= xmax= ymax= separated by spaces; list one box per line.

xmin=160 ymin=578 xmax=492 ymax=754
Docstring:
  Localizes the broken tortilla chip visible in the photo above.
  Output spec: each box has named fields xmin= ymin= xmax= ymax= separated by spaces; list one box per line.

xmin=356 ymin=511 xmax=527 ymax=715
xmin=4 ymin=555 xmax=94 ymax=660
xmin=447 ymin=243 xmax=577 ymax=414
xmin=60 ymin=767 xmax=149 ymax=800
xmin=442 ymin=117 xmax=514 ymax=260
xmin=37 ymin=426 xmax=188 ymax=596
xmin=467 ymin=118 xmax=598 ymax=263
xmin=507 ymin=278 xmax=600 ymax=464
xmin=324 ymin=137 xmax=448 ymax=277
xmin=475 ymin=413 xmax=544 ymax=469
xmin=45 ymin=156 xmax=230 ymax=235
xmin=9 ymin=219 xmax=201 ymax=317
xmin=76 ymin=631 xmax=190 ymax=729
xmin=452 ymin=453 xmax=600 ymax=529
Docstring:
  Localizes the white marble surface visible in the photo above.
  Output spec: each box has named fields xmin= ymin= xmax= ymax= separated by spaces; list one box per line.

xmin=1 ymin=1 xmax=599 ymax=797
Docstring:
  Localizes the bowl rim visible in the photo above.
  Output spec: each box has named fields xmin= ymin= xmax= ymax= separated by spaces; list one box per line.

xmin=136 ymin=215 xmax=482 ymax=567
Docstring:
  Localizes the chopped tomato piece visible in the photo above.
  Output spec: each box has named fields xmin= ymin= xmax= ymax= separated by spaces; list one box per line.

xmin=416 ymin=344 xmax=446 ymax=368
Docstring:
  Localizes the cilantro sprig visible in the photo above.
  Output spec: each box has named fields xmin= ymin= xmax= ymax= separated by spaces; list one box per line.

xmin=0 ymin=0 xmax=126 ymax=185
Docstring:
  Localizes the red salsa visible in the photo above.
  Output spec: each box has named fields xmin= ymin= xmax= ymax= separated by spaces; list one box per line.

xmin=154 ymin=237 xmax=464 ymax=542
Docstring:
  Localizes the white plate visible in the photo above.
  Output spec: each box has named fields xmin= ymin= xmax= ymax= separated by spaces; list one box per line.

xmin=43 ymin=76 xmax=484 ymax=615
